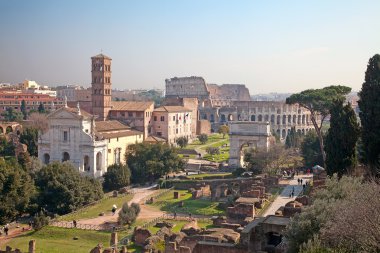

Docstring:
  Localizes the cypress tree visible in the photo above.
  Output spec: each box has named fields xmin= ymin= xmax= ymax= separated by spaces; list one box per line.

xmin=325 ymin=100 xmax=360 ymax=176
xmin=358 ymin=54 xmax=380 ymax=176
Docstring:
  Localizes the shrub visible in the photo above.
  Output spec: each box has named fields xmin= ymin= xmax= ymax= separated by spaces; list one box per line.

xmin=118 ymin=202 xmax=140 ymax=225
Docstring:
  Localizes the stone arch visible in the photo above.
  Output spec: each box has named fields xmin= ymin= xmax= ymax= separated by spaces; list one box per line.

xmin=282 ymin=129 xmax=286 ymax=138
xmin=302 ymin=129 xmax=305 ymax=135
xmin=287 ymin=129 xmax=291 ymax=134
xmin=84 ymin=155 xmax=90 ymax=172
xmin=228 ymin=122 xmax=272 ymax=168
xmin=43 ymin=153 xmax=50 ymax=164
xmin=228 ymin=114 xmax=234 ymax=121
xmin=288 ymin=115 xmax=291 ymax=123
xmin=264 ymin=115 xmax=269 ymax=122
xmin=293 ymin=115 xmax=296 ymax=123
xmin=282 ymin=115 xmax=286 ymax=124
xmin=6 ymin=126 xmax=12 ymax=134
xmin=221 ymin=114 xmax=226 ymax=122
xmin=276 ymin=129 xmax=280 ymax=137
xmin=210 ymin=114 xmax=215 ymax=122
xmin=96 ymin=152 xmax=102 ymax=171
xmin=202 ymin=114 xmax=207 ymax=120
xmin=238 ymin=114 xmax=241 ymax=121
xmin=251 ymin=115 xmax=256 ymax=121
xmin=258 ymin=115 xmax=263 ymax=122
xmin=297 ymin=129 xmax=301 ymax=134
xmin=270 ymin=115 xmax=275 ymax=124
xmin=62 ymin=152 xmax=70 ymax=162
xmin=277 ymin=115 xmax=281 ymax=125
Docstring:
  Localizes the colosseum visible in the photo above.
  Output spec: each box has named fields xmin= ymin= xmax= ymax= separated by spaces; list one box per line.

xmin=165 ymin=76 xmax=315 ymax=140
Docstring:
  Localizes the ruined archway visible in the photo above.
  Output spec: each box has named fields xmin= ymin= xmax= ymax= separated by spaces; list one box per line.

xmin=229 ymin=122 xmax=272 ymax=168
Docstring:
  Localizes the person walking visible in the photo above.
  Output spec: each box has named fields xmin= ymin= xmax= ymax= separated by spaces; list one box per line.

xmin=73 ymin=220 xmax=77 ymax=228
xmin=112 ymin=205 xmax=117 ymax=216
xmin=4 ymin=225 xmax=9 ymax=236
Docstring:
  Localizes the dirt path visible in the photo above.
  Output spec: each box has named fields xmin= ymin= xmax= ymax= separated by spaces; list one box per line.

xmin=0 ymin=225 xmax=29 ymax=247
xmin=75 ymin=185 xmax=163 ymax=226
xmin=262 ymin=174 xmax=313 ymax=217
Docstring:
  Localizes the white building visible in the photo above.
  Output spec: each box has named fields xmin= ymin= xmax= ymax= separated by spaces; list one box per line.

xmin=38 ymin=104 xmax=108 ymax=177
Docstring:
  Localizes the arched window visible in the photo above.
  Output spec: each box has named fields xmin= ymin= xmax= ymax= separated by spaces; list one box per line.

xmin=282 ymin=115 xmax=286 ymax=125
xmin=221 ymin=114 xmax=226 ymax=122
xmin=62 ymin=152 xmax=70 ymax=162
xmin=282 ymin=129 xmax=286 ymax=138
xmin=288 ymin=115 xmax=291 ymax=123
xmin=258 ymin=115 xmax=263 ymax=121
xmin=293 ymin=115 xmax=297 ymax=123
xmin=270 ymin=115 xmax=275 ymax=124
xmin=43 ymin=153 xmax=50 ymax=164
xmin=84 ymin=155 xmax=90 ymax=171
xmin=251 ymin=115 xmax=256 ymax=121
xmin=302 ymin=115 xmax=306 ymax=124
xmin=277 ymin=115 xmax=281 ymax=125
xmin=96 ymin=152 xmax=102 ymax=171
xmin=264 ymin=115 xmax=269 ymax=122
xmin=210 ymin=114 xmax=215 ymax=122
xmin=298 ymin=115 xmax=301 ymax=124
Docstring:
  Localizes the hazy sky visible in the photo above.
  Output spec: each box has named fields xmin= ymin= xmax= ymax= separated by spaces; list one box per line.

xmin=1 ymin=0 xmax=379 ymax=94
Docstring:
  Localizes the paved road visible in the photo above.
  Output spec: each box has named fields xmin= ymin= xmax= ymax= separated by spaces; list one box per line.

xmin=262 ymin=174 xmax=313 ymax=217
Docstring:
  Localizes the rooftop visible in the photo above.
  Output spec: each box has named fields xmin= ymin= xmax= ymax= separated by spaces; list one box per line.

xmin=111 ymin=101 xmax=154 ymax=111
xmin=154 ymin=106 xmax=192 ymax=113
xmin=91 ymin=53 xmax=112 ymax=60
xmin=95 ymin=120 xmax=130 ymax=132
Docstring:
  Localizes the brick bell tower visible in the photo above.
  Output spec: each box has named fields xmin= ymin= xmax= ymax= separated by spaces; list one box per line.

xmin=91 ymin=53 xmax=112 ymax=120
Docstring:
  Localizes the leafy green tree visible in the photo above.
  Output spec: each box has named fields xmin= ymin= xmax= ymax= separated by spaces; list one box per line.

xmin=206 ymin=147 xmax=220 ymax=157
xmin=103 ymin=164 xmax=131 ymax=191
xmin=301 ymin=131 xmax=324 ymax=168
xmin=285 ymin=175 xmax=363 ymax=252
xmin=285 ymin=127 xmax=303 ymax=149
xmin=19 ymin=127 xmax=39 ymax=157
xmin=1 ymin=107 xmax=23 ymax=122
xmin=20 ymin=100 xmax=27 ymax=120
xmin=38 ymin=103 xmax=45 ymax=113
xmin=0 ymin=158 xmax=35 ymax=224
xmin=118 ymin=202 xmax=140 ymax=225
xmin=33 ymin=211 xmax=50 ymax=230
xmin=198 ymin=134 xmax=208 ymax=144
xmin=175 ymin=136 xmax=188 ymax=149
xmin=34 ymin=162 xmax=103 ymax=215
xmin=0 ymin=137 xmax=15 ymax=156
xmin=325 ymin=100 xmax=360 ymax=176
xmin=218 ymin=125 xmax=229 ymax=138
xmin=286 ymin=85 xmax=352 ymax=167
xmin=126 ymin=143 xmax=184 ymax=184
xmin=358 ymin=54 xmax=380 ymax=176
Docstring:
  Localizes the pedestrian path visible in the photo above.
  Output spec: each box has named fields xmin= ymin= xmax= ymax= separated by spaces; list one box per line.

xmin=262 ymin=174 xmax=312 ymax=217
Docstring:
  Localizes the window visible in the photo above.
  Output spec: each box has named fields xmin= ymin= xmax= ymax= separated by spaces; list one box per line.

xmin=157 ymin=132 xmax=162 ymax=136
xmin=160 ymin=116 xmax=165 ymax=121
xmin=173 ymin=116 xmax=175 ymax=121
xmin=63 ymin=131 xmax=68 ymax=142
xmin=128 ymin=112 xmax=133 ymax=117
xmin=176 ymin=128 xmax=178 ymax=134
xmin=154 ymin=116 xmax=157 ymax=121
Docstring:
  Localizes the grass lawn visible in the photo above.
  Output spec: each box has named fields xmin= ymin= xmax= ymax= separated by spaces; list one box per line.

xmin=58 ymin=194 xmax=133 ymax=221
xmin=186 ymin=134 xmax=227 ymax=149
xmin=148 ymin=219 xmax=214 ymax=234
xmin=149 ymin=190 xmax=224 ymax=216
xmin=186 ymin=173 xmax=232 ymax=180
xmin=4 ymin=226 xmax=133 ymax=253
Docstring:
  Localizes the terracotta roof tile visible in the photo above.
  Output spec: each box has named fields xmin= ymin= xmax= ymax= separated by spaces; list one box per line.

xmin=154 ymin=106 xmax=192 ymax=113
xmin=110 ymin=101 xmax=154 ymax=111
xmin=95 ymin=120 xmax=130 ymax=132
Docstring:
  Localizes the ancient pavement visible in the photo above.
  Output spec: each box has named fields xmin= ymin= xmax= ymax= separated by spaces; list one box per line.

xmin=262 ymin=174 xmax=313 ymax=217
